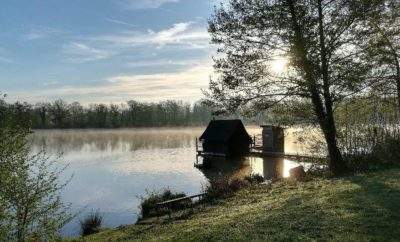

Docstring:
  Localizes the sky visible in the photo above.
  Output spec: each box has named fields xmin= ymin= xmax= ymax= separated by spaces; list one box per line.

xmin=0 ymin=0 xmax=222 ymax=104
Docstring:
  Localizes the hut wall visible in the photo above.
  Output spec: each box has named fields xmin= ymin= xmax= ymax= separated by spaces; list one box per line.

xmin=202 ymin=141 xmax=228 ymax=155
xmin=228 ymin=129 xmax=251 ymax=155
xmin=262 ymin=126 xmax=284 ymax=153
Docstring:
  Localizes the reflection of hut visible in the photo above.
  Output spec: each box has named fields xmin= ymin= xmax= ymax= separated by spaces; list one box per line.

xmin=199 ymin=156 xmax=251 ymax=181
xmin=250 ymin=157 xmax=303 ymax=180
xmin=261 ymin=125 xmax=284 ymax=153
xmin=259 ymin=157 xmax=284 ymax=180
xmin=199 ymin=119 xmax=252 ymax=157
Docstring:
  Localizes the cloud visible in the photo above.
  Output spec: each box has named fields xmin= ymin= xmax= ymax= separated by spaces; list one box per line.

xmin=23 ymin=26 xmax=62 ymax=41
xmin=126 ymin=58 xmax=200 ymax=68
xmin=0 ymin=47 xmax=14 ymax=64
xmin=62 ymin=42 xmax=114 ymax=63
xmin=6 ymin=61 xmax=213 ymax=104
xmin=93 ymin=22 xmax=210 ymax=49
xmin=0 ymin=56 xmax=14 ymax=64
xmin=43 ymin=81 xmax=59 ymax=86
xmin=121 ymin=0 xmax=180 ymax=10
xmin=60 ymin=22 xmax=209 ymax=65
xmin=106 ymin=18 xmax=137 ymax=28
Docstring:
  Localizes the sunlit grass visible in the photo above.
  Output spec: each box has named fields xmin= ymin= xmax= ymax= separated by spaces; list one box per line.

xmin=71 ymin=167 xmax=400 ymax=241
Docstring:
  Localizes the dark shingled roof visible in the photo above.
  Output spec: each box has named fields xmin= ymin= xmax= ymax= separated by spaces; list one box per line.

xmin=199 ymin=119 xmax=252 ymax=143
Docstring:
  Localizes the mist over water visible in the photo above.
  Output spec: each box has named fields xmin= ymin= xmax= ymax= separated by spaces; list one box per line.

xmin=29 ymin=127 xmax=308 ymax=237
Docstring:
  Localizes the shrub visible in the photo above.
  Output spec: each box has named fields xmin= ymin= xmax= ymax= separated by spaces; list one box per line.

xmin=0 ymin=126 xmax=72 ymax=241
xmin=244 ymin=174 xmax=265 ymax=184
xmin=339 ymin=126 xmax=400 ymax=171
xmin=229 ymin=178 xmax=249 ymax=191
xmin=80 ymin=212 xmax=103 ymax=236
xmin=203 ymin=177 xmax=248 ymax=201
xmin=139 ymin=189 xmax=188 ymax=218
xmin=372 ymin=136 xmax=400 ymax=164
xmin=337 ymin=114 xmax=400 ymax=170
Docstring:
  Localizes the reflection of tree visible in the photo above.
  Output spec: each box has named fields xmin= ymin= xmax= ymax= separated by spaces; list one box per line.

xmin=29 ymin=129 xmax=202 ymax=154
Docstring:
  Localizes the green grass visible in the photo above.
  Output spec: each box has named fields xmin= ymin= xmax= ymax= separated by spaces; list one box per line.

xmin=72 ymin=168 xmax=400 ymax=241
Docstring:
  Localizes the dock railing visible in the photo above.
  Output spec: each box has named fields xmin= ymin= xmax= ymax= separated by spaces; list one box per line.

xmin=195 ymin=137 xmax=203 ymax=154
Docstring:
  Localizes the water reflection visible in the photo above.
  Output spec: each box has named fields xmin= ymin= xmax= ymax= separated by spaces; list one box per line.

xmin=199 ymin=156 xmax=307 ymax=181
xmin=29 ymin=128 xmax=208 ymax=237
xmin=199 ymin=157 xmax=251 ymax=181
xmin=248 ymin=157 xmax=307 ymax=179
xmin=28 ymin=127 xmax=307 ymax=237
xmin=29 ymin=128 xmax=203 ymax=156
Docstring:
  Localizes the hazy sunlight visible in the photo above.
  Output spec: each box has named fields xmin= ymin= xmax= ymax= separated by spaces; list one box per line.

xmin=270 ymin=58 xmax=288 ymax=74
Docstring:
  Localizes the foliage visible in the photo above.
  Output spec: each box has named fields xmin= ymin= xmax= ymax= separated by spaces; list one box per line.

xmin=359 ymin=0 xmax=400 ymax=112
xmin=372 ymin=136 xmax=400 ymax=163
xmin=0 ymin=105 xmax=72 ymax=241
xmin=202 ymin=176 xmax=248 ymax=201
xmin=0 ymin=99 xmax=212 ymax=129
xmin=139 ymin=189 xmax=189 ymax=218
xmin=206 ymin=0 xmax=388 ymax=175
xmin=335 ymin=98 xmax=400 ymax=169
xmin=244 ymin=174 xmax=265 ymax=184
xmin=80 ymin=212 xmax=103 ymax=236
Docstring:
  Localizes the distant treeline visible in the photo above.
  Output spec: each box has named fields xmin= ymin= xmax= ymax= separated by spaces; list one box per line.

xmin=0 ymin=99 xmax=214 ymax=129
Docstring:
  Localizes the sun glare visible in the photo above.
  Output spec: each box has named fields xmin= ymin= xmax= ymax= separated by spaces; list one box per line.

xmin=270 ymin=58 xmax=288 ymax=74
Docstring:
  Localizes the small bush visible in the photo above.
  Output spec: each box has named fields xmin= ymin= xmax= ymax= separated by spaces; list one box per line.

xmin=372 ymin=136 xmax=400 ymax=164
xmin=80 ymin=212 xmax=103 ymax=236
xmin=244 ymin=174 xmax=265 ymax=184
xmin=139 ymin=189 xmax=189 ymax=218
xmin=342 ymin=134 xmax=400 ymax=172
xmin=203 ymin=177 xmax=248 ymax=201
xmin=229 ymin=178 xmax=249 ymax=191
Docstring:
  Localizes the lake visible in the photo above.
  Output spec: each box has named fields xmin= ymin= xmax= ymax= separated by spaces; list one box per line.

xmin=29 ymin=126 xmax=309 ymax=237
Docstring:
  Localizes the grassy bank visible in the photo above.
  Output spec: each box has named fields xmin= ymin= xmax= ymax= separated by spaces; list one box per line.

xmin=74 ymin=168 xmax=400 ymax=241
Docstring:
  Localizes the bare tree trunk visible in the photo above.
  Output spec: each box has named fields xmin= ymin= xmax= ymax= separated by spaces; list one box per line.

xmin=317 ymin=0 xmax=346 ymax=175
xmin=322 ymin=119 xmax=346 ymax=174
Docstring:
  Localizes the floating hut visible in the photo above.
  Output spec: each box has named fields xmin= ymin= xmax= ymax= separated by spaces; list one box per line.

xmin=198 ymin=119 xmax=252 ymax=157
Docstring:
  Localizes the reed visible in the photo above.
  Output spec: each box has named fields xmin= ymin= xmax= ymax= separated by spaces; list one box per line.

xmin=80 ymin=212 xmax=103 ymax=236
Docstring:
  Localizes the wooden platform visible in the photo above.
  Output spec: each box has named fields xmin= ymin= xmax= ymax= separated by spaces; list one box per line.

xmin=195 ymin=148 xmax=322 ymax=166
xmin=250 ymin=148 xmax=324 ymax=161
xmin=194 ymin=138 xmax=324 ymax=168
xmin=196 ymin=151 xmax=226 ymax=157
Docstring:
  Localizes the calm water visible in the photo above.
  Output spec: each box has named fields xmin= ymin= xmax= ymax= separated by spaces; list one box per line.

xmin=29 ymin=126 xmax=308 ymax=237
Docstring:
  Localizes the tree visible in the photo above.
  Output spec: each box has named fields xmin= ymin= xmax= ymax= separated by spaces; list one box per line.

xmin=68 ymin=102 xmax=85 ymax=128
xmin=34 ymin=103 xmax=49 ymax=128
xmin=207 ymin=0 xmax=381 ymax=175
xmin=0 ymin=117 xmax=72 ymax=241
xmin=362 ymin=0 xmax=400 ymax=113
xmin=9 ymin=102 xmax=32 ymax=128
xmin=49 ymin=99 xmax=68 ymax=128
xmin=109 ymin=104 xmax=121 ymax=128
xmin=3 ymin=99 xmax=213 ymax=129
xmin=93 ymin=104 xmax=108 ymax=128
